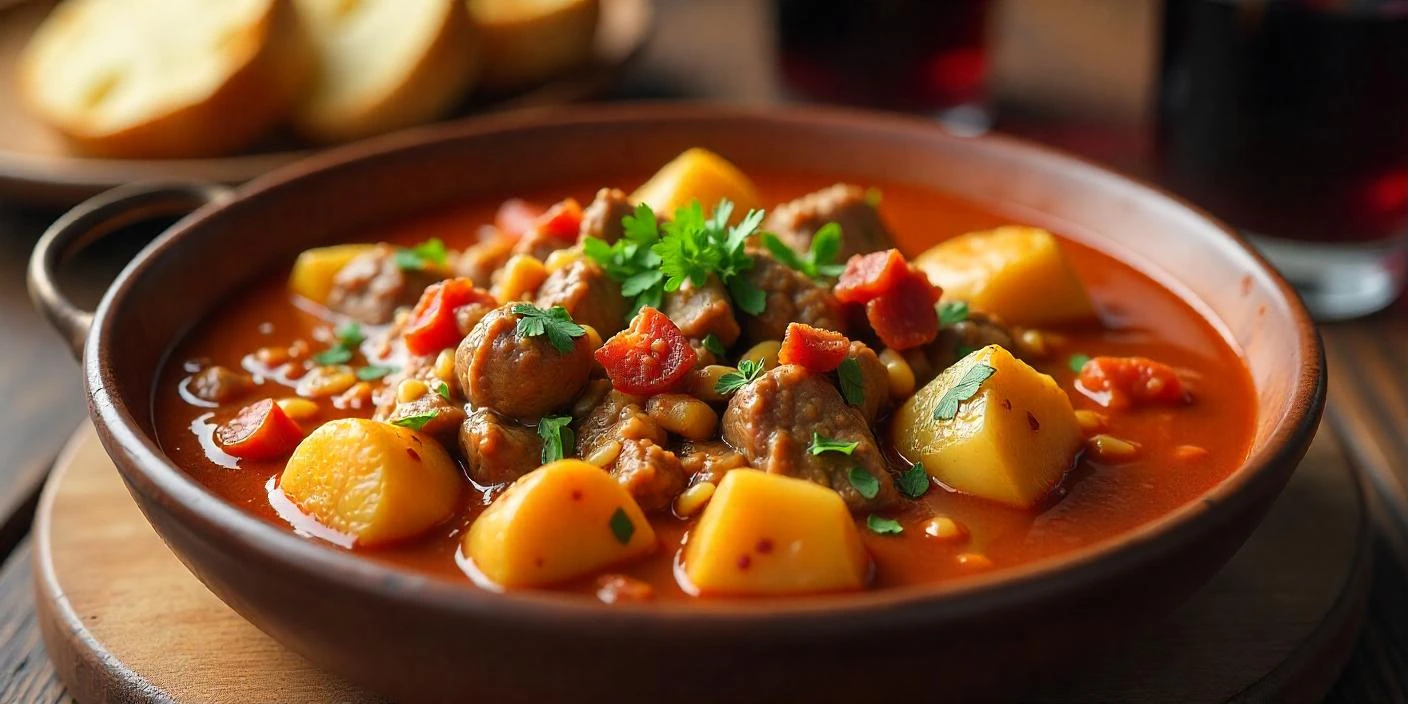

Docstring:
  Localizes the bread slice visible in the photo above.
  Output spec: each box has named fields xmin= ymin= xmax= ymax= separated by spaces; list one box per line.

xmin=292 ymin=0 xmax=478 ymax=143
xmin=18 ymin=0 xmax=312 ymax=158
xmin=470 ymin=0 xmax=599 ymax=90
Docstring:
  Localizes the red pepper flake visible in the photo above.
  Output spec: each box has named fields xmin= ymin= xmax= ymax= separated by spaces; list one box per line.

xmin=1001 ymin=398 xmax=1012 ymax=411
xmin=571 ymin=489 xmax=583 ymax=502
xmin=406 ymin=447 xmax=421 ymax=462
xmin=756 ymin=538 xmax=774 ymax=554
xmin=1027 ymin=412 xmax=1040 ymax=431
xmin=737 ymin=554 xmax=752 ymax=571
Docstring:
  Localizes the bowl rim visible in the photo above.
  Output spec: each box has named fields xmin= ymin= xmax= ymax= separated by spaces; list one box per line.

xmin=84 ymin=102 xmax=1325 ymax=633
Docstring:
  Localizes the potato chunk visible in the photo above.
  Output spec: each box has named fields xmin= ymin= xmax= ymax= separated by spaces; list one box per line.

xmin=289 ymin=244 xmax=375 ymax=304
xmin=281 ymin=418 xmax=462 ymax=546
xmin=892 ymin=345 xmax=1081 ymax=508
xmin=465 ymin=460 xmax=656 ymax=589
xmin=683 ymin=470 xmax=869 ymax=596
xmin=914 ymin=226 xmax=1095 ymax=327
xmin=631 ymin=148 xmax=761 ymax=218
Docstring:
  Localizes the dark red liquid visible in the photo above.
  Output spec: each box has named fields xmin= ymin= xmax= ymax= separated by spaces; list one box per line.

xmin=774 ymin=0 xmax=989 ymax=112
xmin=1158 ymin=0 xmax=1408 ymax=243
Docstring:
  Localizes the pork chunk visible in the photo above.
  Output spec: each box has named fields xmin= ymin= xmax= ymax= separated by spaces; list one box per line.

xmin=456 ymin=303 xmax=592 ymax=419
xmin=459 ymin=408 xmax=543 ymax=486
xmin=535 ymin=259 xmax=629 ymax=336
xmin=662 ymin=276 xmax=741 ymax=347
xmin=764 ymin=184 xmax=894 ymax=260
xmin=576 ymin=391 xmax=683 ymax=512
xmin=579 ymin=188 xmax=634 ymax=244
xmin=740 ymin=253 xmax=848 ymax=344
xmin=327 ymin=244 xmax=439 ymax=325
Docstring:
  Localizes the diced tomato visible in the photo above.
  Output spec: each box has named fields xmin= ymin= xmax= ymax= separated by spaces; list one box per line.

xmin=595 ymin=307 xmax=698 ymax=396
xmin=495 ymin=199 xmax=545 ymax=238
xmin=217 ymin=398 xmax=304 ymax=460
xmin=865 ymin=270 xmax=942 ymax=350
xmin=778 ymin=322 xmax=851 ymax=372
xmin=403 ymin=277 xmax=496 ymax=356
xmin=533 ymin=198 xmax=584 ymax=242
xmin=1077 ymin=356 xmax=1189 ymax=409
xmin=834 ymin=249 xmax=910 ymax=304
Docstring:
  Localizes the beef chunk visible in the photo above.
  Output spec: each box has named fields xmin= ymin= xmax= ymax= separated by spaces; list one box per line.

xmin=327 ymin=244 xmax=439 ymax=325
xmin=579 ymin=188 xmax=634 ymax=244
xmin=662 ymin=276 xmax=740 ymax=347
xmin=373 ymin=354 xmax=466 ymax=443
xmin=740 ymin=252 xmax=848 ymax=344
xmin=456 ymin=303 xmax=592 ymax=419
xmin=188 ymin=366 xmax=252 ymax=404
xmin=576 ymin=390 xmax=683 ymax=512
xmin=911 ymin=311 xmax=1017 ymax=385
xmin=577 ymin=391 xmax=666 ymax=455
xmin=845 ymin=341 xmax=891 ymax=424
xmin=722 ymin=364 xmax=897 ymax=512
xmin=459 ymin=408 xmax=543 ymax=486
xmin=764 ymin=184 xmax=894 ymax=260
xmin=454 ymin=235 xmax=515 ymax=289
xmin=679 ymin=440 xmax=750 ymax=486
xmin=535 ymin=259 xmax=629 ymax=336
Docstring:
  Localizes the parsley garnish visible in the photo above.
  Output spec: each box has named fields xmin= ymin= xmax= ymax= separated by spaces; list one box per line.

xmin=701 ymin=333 xmax=727 ymax=358
xmin=512 ymin=303 xmax=585 ymax=354
xmin=583 ymin=203 xmax=665 ymax=315
xmin=837 ymin=357 xmax=864 ymax=407
xmin=760 ymin=222 xmax=845 ymax=280
xmin=898 ymin=464 xmax=929 ymax=499
xmin=392 ymin=410 xmax=438 ymax=431
xmin=867 ymin=515 xmax=903 ymax=535
xmin=938 ymin=301 xmax=969 ymax=327
xmin=609 ymin=507 xmax=635 ymax=545
xmin=714 ymin=359 xmax=765 ymax=395
xmin=1068 ymin=354 xmax=1092 ymax=373
xmin=433 ymin=380 xmax=451 ymax=400
xmin=312 ymin=347 xmax=353 ymax=366
xmin=335 ymin=321 xmax=365 ymax=348
xmin=933 ymin=363 xmax=997 ymax=421
xmin=847 ymin=467 xmax=880 ymax=499
xmin=355 ymin=365 xmax=395 ymax=381
xmin=313 ymin=322 xmax=363 ymax=366
xmin=537 ymin=415 xmax=575 ymax=464
xmin=394 ymin=238 xmax=448 ymax=270
xmin=808 ymin=433 xmax=859 ymax=456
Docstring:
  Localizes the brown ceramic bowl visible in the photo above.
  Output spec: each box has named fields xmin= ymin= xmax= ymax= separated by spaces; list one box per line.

xmin=29 ymin=105 xmax=1324 ymax=703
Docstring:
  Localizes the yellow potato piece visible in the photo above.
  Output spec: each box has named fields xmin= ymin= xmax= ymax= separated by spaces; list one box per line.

xmin=465 ymin=460 xmax=656 ymax=588
xmin=281 ymin=418 xmax=462 ymax=547
xmin=289 ymin=244 xmax=375 ymax=304
xmin=683 ymin=470 xmax=869 ymax=596
xmin=914 ymin=226 xmax=1095 ymax=327
xmin=892 ymin=345 xmax=1082 ymax=508
xmin=631 ymin=148 xmax=762 ymax=220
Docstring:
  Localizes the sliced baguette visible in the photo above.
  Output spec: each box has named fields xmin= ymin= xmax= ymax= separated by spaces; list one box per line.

xmin=18 ymin=0 xmax=312 ymax=158
xmin=470 ymin=0 xmax=600 ymax=90
xmin=292 ymin=0 xmax=478 ymax=143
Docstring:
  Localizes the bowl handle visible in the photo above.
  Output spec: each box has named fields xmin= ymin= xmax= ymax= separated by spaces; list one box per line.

xmin=27 ymin=182 xmax=234 ymax=359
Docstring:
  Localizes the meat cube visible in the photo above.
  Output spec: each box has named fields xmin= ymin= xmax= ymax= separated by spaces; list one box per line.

xmin=535 ymin=259 xmax=629 ymax=336
xmin=576 ymin=390 xmax=683 ymax=512
xmin=456 ymin=304 xmax=593 ymax=419
xmin=679 ymin=440 xmax=750 ymax=486
xmin=187 ymin=366 xmax=253 ymax=404
xmin=454 ymin=234 xmax=515 ymax=289
xmin=578 ymin=188 xmax=634 ymax=244
xmin=764 ymin=184 xmax=894 ymax=260
xmin=912 ymin=311 xmax=1016 ymax=385
xmin=327 ymin=244 xmax=439 ymax=325
xmin=662 ymin=276 xmax=741 ymax=347
xmin=739 ymin=253 xmax=848 ymax=344
xmin=373 ymin=354 xmax=466 ymax=443
xmin=459 ymin=408 xmax=543 ymax=486
xmin=844 ymin=341 xmax=891 ymax=424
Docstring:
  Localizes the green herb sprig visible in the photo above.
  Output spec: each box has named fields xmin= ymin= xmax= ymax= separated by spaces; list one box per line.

xmin=897 ymin=464 xmax=929 ymax=499
xmin=867 ymin=515 xmax=903 ymax=535
xmin=512 ymin=303 xmax=586 ymax=354
xmin=395 ymin=238 xmax=449 ymax=271
xmin=933 ymin=363 xmax=997 ymax=421
xmin=714 ymin=359 xmax=765 ymax=395
xmin=837 ymin=357 xmax=865 ymax=407
xmin=938 ymin=301 xmax=969 ymax=327
xmin=847 ymin=467 xmax=880 ymax=499
xmin=313 ymin=321 xmax=364 ymax=366
xmin=609 ymin=507 xmax=635 ymax=544
xmin=538 ymin=415 xmax=575 ymax=464
xmin=808 ymin=433 xmax=859 ymax=456
xmin=760 ymin=222 xmax=845 ymax=280
xmin=392 ymin=410 xmax=439 ymax=431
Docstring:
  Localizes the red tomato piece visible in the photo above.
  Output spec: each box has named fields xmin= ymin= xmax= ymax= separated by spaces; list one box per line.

xmin=865 ymin=272 xmax=942 ymax=350
xmin=834 ymin=249 xmax=909 ymax=304
xmin=778 ymin=322 xmax=851 ymax=372
xmin=495 ymin=199 xmax=544 ymax=238
xmin=1078 ymin=356 xmax=1190 ymax=409
xmin=403 ymin=277 xmax=496 ymax=356
xmin=217 ymin=399 xmax=304 ymax=460
xmin=595 ymin=307 xmax=698 ymax=396
xmin=534 ymin=198 xmax=584 ymax=242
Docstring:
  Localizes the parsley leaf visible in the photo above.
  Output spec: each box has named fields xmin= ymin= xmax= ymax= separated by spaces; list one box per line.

xmin=837 ymin=357 xmax=865 ymax=407
xmin=537 ymin=415 xmax=575 ymax=464
xmin=866 ymin=515 xmax=903 ymax=535
xmin=701 ymin=333 xmax=727 ymax=358
xmin=1068 ymin=354 xmax=1092 ymax=374
xmin=394 ymin=238 xmax=448 ymax=270
xmin=512 ymin=303 xmax=586 ymax=354
xmin=847 ymin=467 xmax=880 ymax=499
xmin=808 ymin=432 xmax=859 ymax=456
xmin=609 ymin=507 xmax=635 ymax=545
xmin=312 ymin=346 xmax=353 ymax=365
xmin=356 ymin=365 xmax=396 ymax=381
xmin=433 ymin=380 xmax=451 ymax=400
xmin=938 ymin=301 xmax=969 ymax=327
xmin=898 ymin=464 xmax=929 ymax=499
xmin=583 ymin=204 xmax=666 ymax=316
xmin=392 ymin=410 xmax=439 ymax=431
xmin=335 ymin=321 xmax=365 ymax=348
xmin=714 ymin=358 xmax=765 ymax=395
xmin=314 ymin=321 xmax=364 ymax=366
xmin=726 ymin=276 xmax=766 ymax=316
xmin=759 ymin=222 xmax=845 ymax=280
xmin=933 ymin=363 xmax=997 ymax=420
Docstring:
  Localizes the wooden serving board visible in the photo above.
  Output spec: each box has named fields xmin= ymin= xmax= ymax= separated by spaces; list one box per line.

xmin=33 ymin=423 xmax=1369 ymax=703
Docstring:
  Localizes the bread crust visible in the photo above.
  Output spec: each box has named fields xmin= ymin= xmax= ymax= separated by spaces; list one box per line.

xmin=472 ymin=0 xmax=600 ymax=90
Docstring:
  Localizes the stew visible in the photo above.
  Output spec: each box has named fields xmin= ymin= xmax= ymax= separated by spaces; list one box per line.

xmin=153 ymin=149 xmax=1256 ymax=601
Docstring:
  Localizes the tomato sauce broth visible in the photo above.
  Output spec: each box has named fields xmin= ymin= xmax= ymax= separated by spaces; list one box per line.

xmin=152 ymin=174 xmax=1257 ymax=599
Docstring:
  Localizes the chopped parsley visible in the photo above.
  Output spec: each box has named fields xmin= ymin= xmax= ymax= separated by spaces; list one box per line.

xmin=847 ymin=467 xmax=880 ymax=499
xmin=312 ymin=346 xmax=353 ymax=366
xmin=512 ymin=303 xmax=585 ymax=354
xmin=938 ymin=300 xmax=969 ymax=327
xmin=808 ymin=433 xmax=859 ymax=456
xmin=837 ymin=357 xmax=865 ymax=407
xmin=394 ymin=238 xmax=449 ymax=271
xmin=335 ymin=321 xmax=365 ymax=348
xmin=897 ymin=464 xmax=930 ymax=499
xmin=313 ymin=321 xmax=364 ymax=366
xmin=609 ymin=507 xmax=635 ymax=545
xmin=355 ymin=365 xmax=396 ymax=381
xmin=1068 ymin=354 xmax=1092 ymax=374
xmin=933 ymin=363 xmax=996 ymax=421
xmin=537 ymin=415 xmax=575 ymax=464
xmin=392 ymin=410 xmax=438 ymax=431
xmin=701 ymin=333 xmax=727 ymax=358
xmin=866 ymin=515 xmax=904 ymax=535
xmin=433 ymin=380 xmax=452 ymax=400
xmin=760 ymin=222 xmax=845 ymax=280
xmin=714 ymin=358 xmax=765 ymax=395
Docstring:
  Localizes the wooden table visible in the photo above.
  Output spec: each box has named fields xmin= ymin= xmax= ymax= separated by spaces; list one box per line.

xmin=1 ymin=1 xmax=1407 ymax=700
